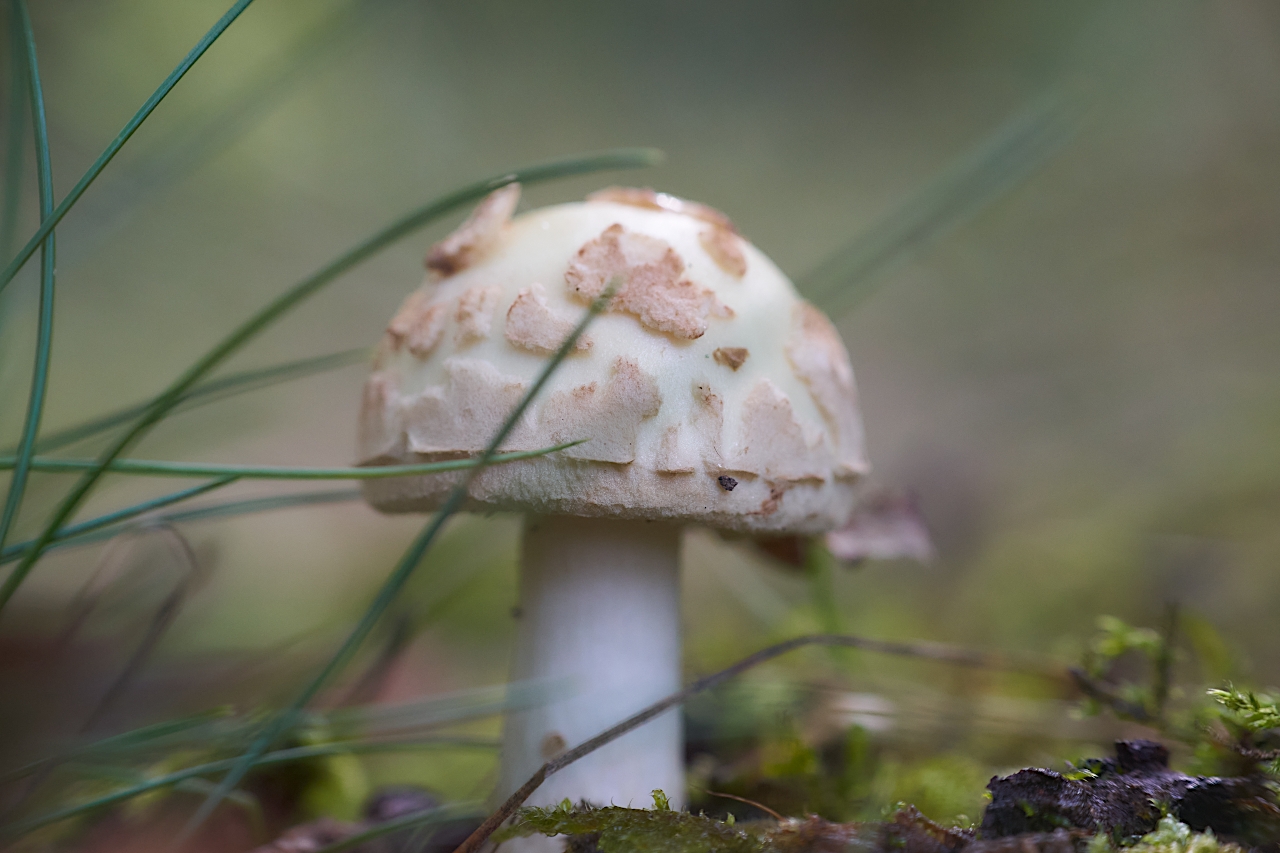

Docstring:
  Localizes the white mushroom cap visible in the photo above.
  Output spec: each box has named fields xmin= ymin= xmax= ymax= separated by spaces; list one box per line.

xmin=359 ymin=186 xmax=868 ymax=534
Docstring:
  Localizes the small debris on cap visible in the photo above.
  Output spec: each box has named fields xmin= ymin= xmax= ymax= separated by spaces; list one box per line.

xmin=712 ymin=346 xmax=749 ymax=370
xmin=717 ymin=475 xmax=738 ymax=492
xmin=587 ymin=186 xmax=736 ymax=232
xmin=565 ymin=224 xmax=729 ymax=339
xmin=700 ymin=226 xmax=748 ymax=277
xmin=505 ymin=283 xmax=593 ymax=354
xmin=426 ymin=183 xmax=520 ymax=277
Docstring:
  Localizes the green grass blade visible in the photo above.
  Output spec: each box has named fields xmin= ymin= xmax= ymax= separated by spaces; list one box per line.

xmin=0 ymin=0 xmax=56 ymax=556
xmin=0 ymin=477 xmax=235 ymax=566
xmin=183 ymin=280 xmax=618 ymax=838
xmin=312 ymin=802 xmax=488 ymax=853
xmin=22 ymin=489 xmax=360 ymax=558
xmin=24 ymin=347 xmax=369 ymax=456
xmin=0 ymin=0 xmax=256 ymax=295
xmin=0 ymin=744 xmax=485 ymax=838
xmin=0 ymin=440 xmax=581 ymax=481
xmin=0 ymin=148 xmax=659 ymax=614
xmin=0 ymin=21 xmax=27 ymax=261
xmin=0 ymin=710 xmax=235 ymax=786
xmin=801 ymin=97 xmax=1075 ymax=316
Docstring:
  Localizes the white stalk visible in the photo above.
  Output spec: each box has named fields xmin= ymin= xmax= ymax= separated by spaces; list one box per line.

xmin=499 ymin=515 xmax=684 ymax=828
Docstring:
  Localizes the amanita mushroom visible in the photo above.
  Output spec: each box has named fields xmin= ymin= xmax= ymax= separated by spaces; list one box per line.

xmin=358 ymin=185 xmax=867 ymax=828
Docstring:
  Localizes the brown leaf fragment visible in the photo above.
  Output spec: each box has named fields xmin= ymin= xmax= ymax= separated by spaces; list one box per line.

xmin=387 ymin=290 xmax=448 ymax=358
xmin=505 ymin=283 xmax=592 ymax=353
xmin=825 ymin=490 xmax=934 ymax=564
xmin=426 ymin=182 xmax=520 ymax=277
xmin=454 ymin=284 xmax=502 ymax=345
xmin=713 ymin=346 xmax=749 ymax=370
xmin=565 ymin=223 xmax=729 ymax=339
xmin=700 ymin=225 xmax=748 ymax=277
xmin=587 ymin=185 xmax=737 ymax=231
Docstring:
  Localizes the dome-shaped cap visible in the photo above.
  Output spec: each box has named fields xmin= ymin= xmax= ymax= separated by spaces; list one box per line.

xmin=359 ymin=186 xmax=868 ymax=534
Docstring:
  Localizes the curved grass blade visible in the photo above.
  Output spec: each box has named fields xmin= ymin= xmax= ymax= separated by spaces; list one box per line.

xmin=0 ymin=0 xmax=256 ymax=294
xmin=0 ymin=148 xmax=660 ymax=615
xmin=800 ymin=96 xmax=1076 ymax=316
xmin=0 ymin=0 xmax=56 ymax=556
xmin=0 ymin=476 xmax=234 ymax=565
xmin=0 ymin=744 xmax=488 ymax=838
xmin=313 ymin=803 xmax=488 ymax=853
xmin=65 ymin=0 xmax=403 ymax=264
xmin=0 ymin=440 xmax=580 ymax=480
xmin=183 ymin=280 xmax=619 ymax=839
xmin=0 ymin=710 xmax=234 ymax=786
xmin=22 ymin=347 xmax=369 ymax=456
xmin=17 ymin=488 xmax=360 ymax=559
xmin=1 ymin=21 xmax=27 ymax=261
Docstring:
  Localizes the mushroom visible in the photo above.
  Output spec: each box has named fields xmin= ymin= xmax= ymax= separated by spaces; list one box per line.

xmin=358 ymin=185 xmax=868 ymax=835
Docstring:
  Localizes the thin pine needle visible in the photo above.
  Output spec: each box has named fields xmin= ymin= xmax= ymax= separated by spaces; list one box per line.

xmin=0 ymin=0 xmax=257 ymax=294
xmin=0 ymin=439 xmax=582 ymax=480
xmin=22 ymin=347 xmax=369 ymax=456
xmin=0 ymin=148 xmax=659 ymax=615
xmin=0 ymin=476 xmax=235 ymax=565
xmin=0 ymin=743 xmax=488 ymax=838
xmin=19 ymin=488 xmax=361 ymax=558
xmin=0 ymin=21 xmax=27 ymax=261
xmin=313 ymin=802 xmax=487 ymax=853
xmin=0 ymin=0 xmax=56 ymax=556
xmin=801 ymin=96 xmax=1076 ymax=316
xmin=66 ymin=0 xmax=403 ymax=259
xmin=183 ymin=280 xmax=620 ymax=839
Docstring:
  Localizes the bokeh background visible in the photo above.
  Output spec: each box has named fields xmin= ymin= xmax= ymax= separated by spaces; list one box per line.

xmin=2 ymin=0 xmax=1278 ymax=842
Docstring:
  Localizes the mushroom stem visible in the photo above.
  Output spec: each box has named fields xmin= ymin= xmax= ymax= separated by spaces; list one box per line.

xmin=500 ymin=515 xmax=684 ymax=819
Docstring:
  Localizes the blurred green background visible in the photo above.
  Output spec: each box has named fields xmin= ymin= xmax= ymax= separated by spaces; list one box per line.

xmin=2 ymin=0 xmax=1279 ymax=837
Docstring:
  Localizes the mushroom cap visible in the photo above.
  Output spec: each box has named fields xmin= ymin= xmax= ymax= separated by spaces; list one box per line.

xmin=358 ymin=186 xmax=868 ymax=534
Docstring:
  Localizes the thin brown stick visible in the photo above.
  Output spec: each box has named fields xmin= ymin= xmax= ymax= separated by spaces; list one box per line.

xmin=703 ymin=790 xmax=785 ymax=822
xmin=450 ymin=632 xmax=1065 ymax=853
xmin=1068 ymin=667 xmax=1151 ymax=723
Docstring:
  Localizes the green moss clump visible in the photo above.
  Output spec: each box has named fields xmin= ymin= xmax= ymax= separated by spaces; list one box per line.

xmin=1090 ymin=816 xmax=1244 ymax=853
xmin=503 ymin=797 xmax=763 ymax=853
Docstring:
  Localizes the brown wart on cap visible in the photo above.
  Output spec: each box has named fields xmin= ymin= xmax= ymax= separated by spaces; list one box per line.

xmin=504 ymin=283 xmax=593 ymax=354
xmin=785 ymin=302 xmax=865 ymax=473
xmin=425 ymin=182 xmax=521 ymax=277
xmin=358 ymin=372 xmax=404 ymax=462
xmin=454 ymin=284 xmax=502 ymax=345
xmin=386 ymin=291 xmax=448 ymax=358
xmin=700 ymin=226 xmax=748 ymax=277
xmin=587 ymin=186 xmax=737 ymax=232
xmin=403 ymin=359 xmax=531 ymax=455
xmin=712 ymin=346 xmax=749 ymax=370
xmin=565 ymin=224 xmax=730 ymax=339
xmin=539 ymin=357 xmax=662 ymax=464
xmin=732 ymin=378 xmax=829 ymax=483
xmin=654 ymin=424 xmax=697 ymax=474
